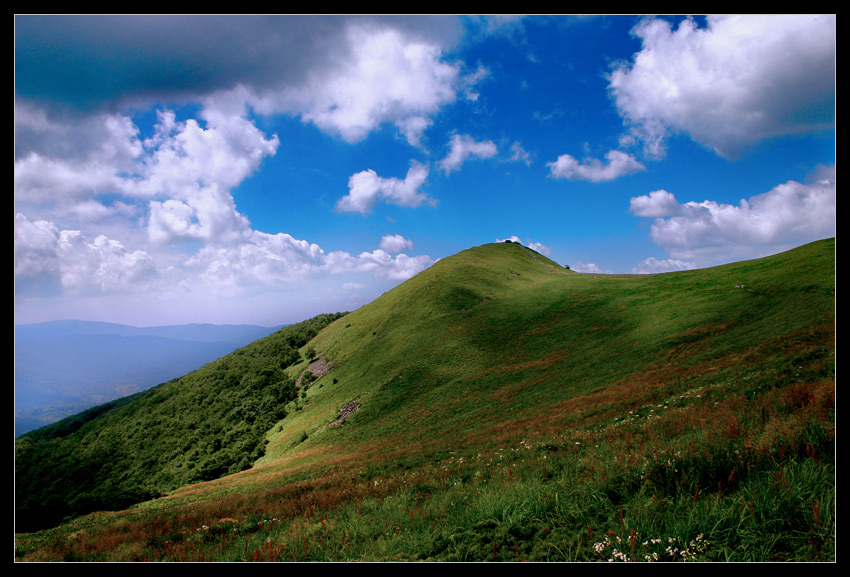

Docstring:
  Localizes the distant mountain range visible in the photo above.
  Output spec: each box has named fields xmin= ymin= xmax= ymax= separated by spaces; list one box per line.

xmin=14 ymin=320 xmax=284 ymax=436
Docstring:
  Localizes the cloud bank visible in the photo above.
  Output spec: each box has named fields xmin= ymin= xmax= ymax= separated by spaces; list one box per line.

xmin=629 ymin=169 xmax=835 ymax=263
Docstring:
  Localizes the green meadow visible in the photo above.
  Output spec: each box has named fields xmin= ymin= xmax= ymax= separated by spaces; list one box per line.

xmin=15 ymin=238 xmax=834 ymax=561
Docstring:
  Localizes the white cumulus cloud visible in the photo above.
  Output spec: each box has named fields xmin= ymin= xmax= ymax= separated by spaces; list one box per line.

xmin=15 ymin=213 xmax=158 ymax=295
xmin=336 ymin=161 xmax=434 ymax=215
xmin=571 ymin=262 xmax=611 ymax=274
xmin=629 ymin=172 xmax=835 ymax=263
xmin=609 ymin=15 xmax=835 ymax=159
xmin=632 ymin=257 xmax=696 ymax=274
xmin=14 ymin=214 xmax=61 ymax=280
xmin=355 ymin=250 xmax=433 ymax=281
xmin=438 ymin=134 xmax=498 ymax=174
xmin=628 ymin=189 xmax=682 ymax=218
xmin=379 ymin=234 xmax=414 ymax=253
xmin=547 ymin=149 xmax=645 ymax=182
xmin=182 ymin=230 xmax=434 ymax=288
xmin=258 ymin=22 xmax=476 ymax=146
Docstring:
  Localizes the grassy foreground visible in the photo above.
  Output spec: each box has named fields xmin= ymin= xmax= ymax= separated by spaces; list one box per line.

xmin=15 ymin=239 xmax=834 ymax=561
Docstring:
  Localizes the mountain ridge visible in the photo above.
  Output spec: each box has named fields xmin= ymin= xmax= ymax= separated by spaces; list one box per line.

xmin=14 ymin=238 xmax=835 ymax=561
xmin=262 ymin=239 xmax=833 ymax=461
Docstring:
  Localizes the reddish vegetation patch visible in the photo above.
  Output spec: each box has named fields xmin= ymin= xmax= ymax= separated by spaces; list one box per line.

xmin=470 ymin=320 xmax=834 ymax=447
xmin=485 ymin=349 xmax=571 ymax=376
xmin=667 ymin=323 xmax=731 ymax=340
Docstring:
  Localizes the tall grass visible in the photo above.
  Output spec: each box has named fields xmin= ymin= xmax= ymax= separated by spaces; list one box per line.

xmin=16 ymin=338 xmax=833 ymax=561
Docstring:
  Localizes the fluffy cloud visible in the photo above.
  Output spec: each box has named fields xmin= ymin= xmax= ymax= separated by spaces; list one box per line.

xmin=528 ymin=241 xmax=552 ymax=256
xmin=16 ymin=15 xmax=477 ymax=156
xmin=355 ymin=250 xmax=434 ymax=281
xmin=147 ymin=186 xmax=253 ymax=245
xmin=14 ymin=103 xmax=278 ymax=249
xmin=16 ymin=212 xmax=434 ymax=300
xmin=14 ymin=152 xmax=125 ymax=205
xmin=186 ymin=231 xmax=432 ymax=287
xmin=15 ymin=16 xmax=467 ymax=122
xmin=570 ymin=262 xmax=611 ymax=274
xmin=14 ymin=214 xmax=61 ymax=280
xmin=185 ymin=231 xmax=331 ymax=288
xmin=135 ymin=106 xmax=275 ymax=247
xmin=632 ymin=257 xmax=696 ymax=275
xmin=250 ymin=21 xmax=477 ymax=146
xmin=57 ymin=231 xmax=158 ymax=293
xmin=438 ymin=134 xmax=498 ymax=174
xmin=609 ymin=15 xmax=836 ymax=159
xmin=15 ymin=213 xmax=157 ymax=295
xmin=14 ymin=110 xmax=142 ymax=205
xmin=628 ymin=189 xmax=682 ymax=218
xmin=547 ymin=149 xmax=645 ymax=182
xmin=13 ymin=98 xmax=434 ymax=309
xmin=336 ymin=161 xmax=434 ymax=215
xmin=131 ymin=107 xmax=279 ymax=197
xmin=379 ymin=234 xmax=414 ymax=253
xmin=629 ymin=172 xmax=835 ymax=262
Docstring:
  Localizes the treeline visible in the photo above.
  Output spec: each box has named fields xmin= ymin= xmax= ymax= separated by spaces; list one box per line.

xmin=15 ymin=312 xmax=346 ymax=533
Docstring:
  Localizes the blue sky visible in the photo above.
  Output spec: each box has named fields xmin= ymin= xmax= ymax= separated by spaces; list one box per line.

xmin=14 ymin=15 xmax=835 ymax=327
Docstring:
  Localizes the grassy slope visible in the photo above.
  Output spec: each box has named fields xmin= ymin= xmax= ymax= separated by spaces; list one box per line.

xmin=15 ymin=239 xmax=834 ymax=562
xmin=268 ymin=239 xmax=832 ymax=459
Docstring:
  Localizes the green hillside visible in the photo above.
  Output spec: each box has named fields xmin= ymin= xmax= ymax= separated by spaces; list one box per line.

xmin=15 ymin=313 xmax=346 ymax=533
xmin=15 ymin=239 xmax=835 ymax=562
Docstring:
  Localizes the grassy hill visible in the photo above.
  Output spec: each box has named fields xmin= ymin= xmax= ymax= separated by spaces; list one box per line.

xmin=14 ymin=239 xmax=834 ymax=561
